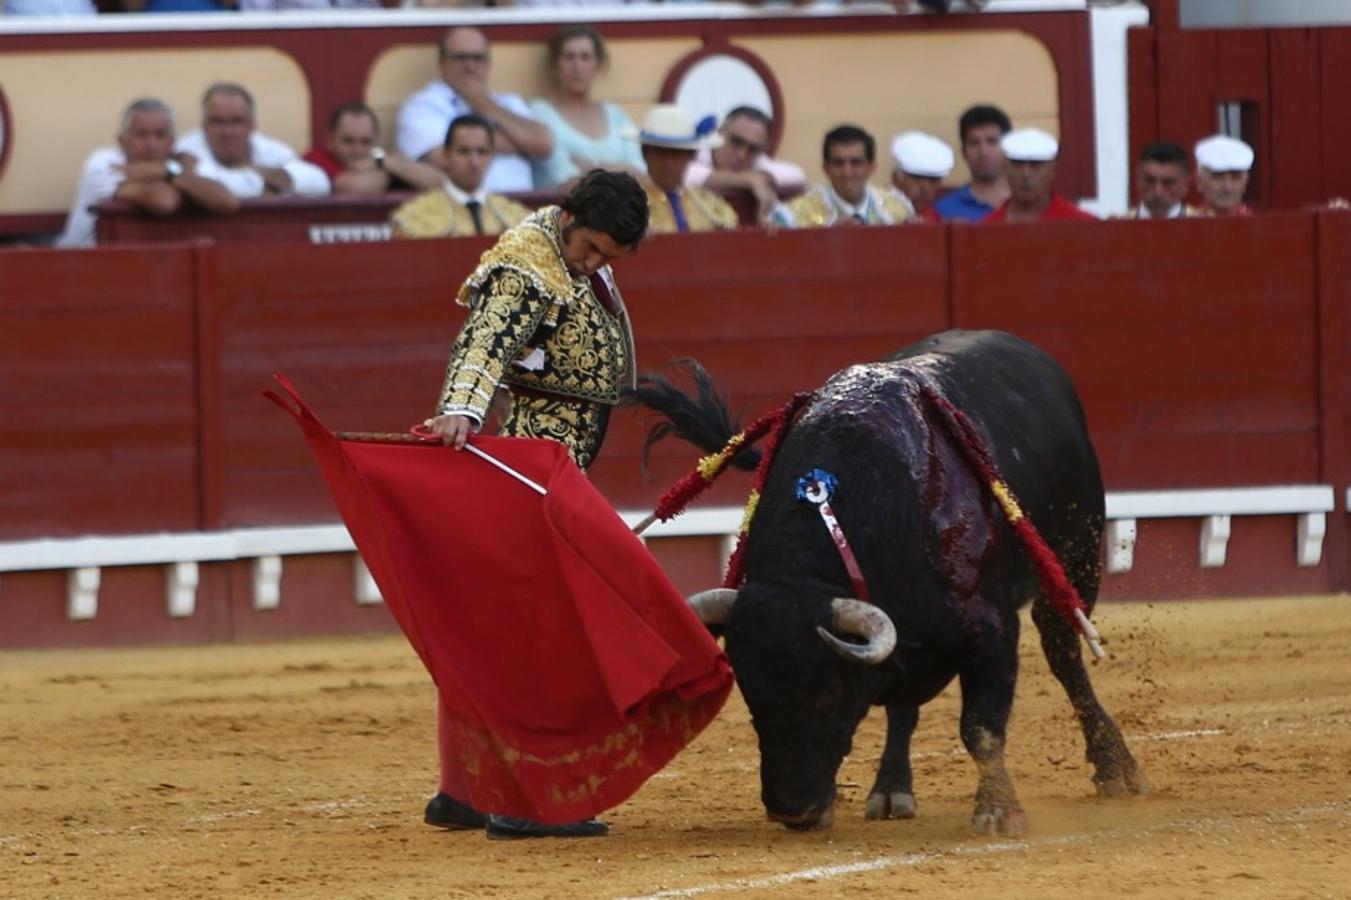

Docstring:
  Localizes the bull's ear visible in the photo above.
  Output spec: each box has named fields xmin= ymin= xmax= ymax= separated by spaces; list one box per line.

xmin=686 ymin=588 xmax=737 ymax=626
xmin=817 ymin=598 xmax=897 ymax=665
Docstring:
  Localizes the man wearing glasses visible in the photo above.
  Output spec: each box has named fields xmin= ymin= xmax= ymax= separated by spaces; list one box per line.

xmin=683 ymin=106 xmax=805 ymax=222
xmin=397 ymin=26 xmax=554 ymax=193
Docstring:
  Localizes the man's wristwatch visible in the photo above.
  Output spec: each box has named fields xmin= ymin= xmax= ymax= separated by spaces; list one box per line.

xmin=371 ymin=147 xmax=386 ymax=170
xmin=164 ymin=158 xmax=183 ymax=182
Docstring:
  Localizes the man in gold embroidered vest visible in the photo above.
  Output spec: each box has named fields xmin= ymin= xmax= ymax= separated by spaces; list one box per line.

xmin=420 ymin=170 xmax=647 ymax=839
xmin=631 ymin=104 xmax=738 ymax=233
xmin=425 ymin=167 xmax=646 ymax=473
xmin=390 ymin=114 xmax=531 ymax=239
xmin=770 ymin=125 xmax=910 ymax=228
xmin=1120 ymin=141 xmax=1200 ymax=220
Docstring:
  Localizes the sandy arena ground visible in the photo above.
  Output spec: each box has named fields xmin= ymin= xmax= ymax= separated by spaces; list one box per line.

xmin=2 ymin=595 xmax=1350 ymax=899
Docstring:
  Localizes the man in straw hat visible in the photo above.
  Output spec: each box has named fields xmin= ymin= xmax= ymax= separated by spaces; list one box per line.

xmin=1194 ymin=134 xmax=1255 ymax=217
xmin=889 ymin=130 xmax=955 ymax=223
xmin=632 ymin=104 xmax=739 ymax=233
xmin=982 ymin=127 xmax=1097 ymax=223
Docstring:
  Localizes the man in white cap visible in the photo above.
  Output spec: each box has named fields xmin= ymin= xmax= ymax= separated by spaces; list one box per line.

xmin=634 ymin=104 xmax=738 ymax=233
xmin=982 ymin=126 xmax=1096 ymax=223
xmin=889 ymin=131 xmax=954 ymax=223
xmin=1194 ymin=134 xmax=1254 ymax=217
xmin=770 ymin=124 xmax=910 ymax=228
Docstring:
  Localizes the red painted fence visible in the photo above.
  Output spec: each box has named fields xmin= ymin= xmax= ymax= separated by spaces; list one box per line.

xmin=1 ymin=215 xmax=1347 ymax=647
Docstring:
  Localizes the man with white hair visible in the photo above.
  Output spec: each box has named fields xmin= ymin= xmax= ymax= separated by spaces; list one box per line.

xmin=56 ymin=97 xmax=238 ymax=248
xmin=1194 ymin=134 xmax=1254 ymax=217
xmin=634 ymin=105 xmax=738 ymax=233
xmin=890 ymin=131 xmax=954 ymax=223
xmin=982 ymin=127 xmax=1096 ymax=223
xmin=176 ymin=83 xmax=330 ymax=199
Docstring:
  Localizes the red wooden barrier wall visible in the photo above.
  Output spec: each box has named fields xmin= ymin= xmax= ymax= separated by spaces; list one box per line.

xmin=1 ymin=217 xmax=1347 ymax=633
xmin=0 ymin=245 xmax=202 ymax=539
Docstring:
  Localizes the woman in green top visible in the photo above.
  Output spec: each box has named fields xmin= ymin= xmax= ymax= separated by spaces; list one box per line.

xmin=529 ymin=25 xmax=646 ymax=190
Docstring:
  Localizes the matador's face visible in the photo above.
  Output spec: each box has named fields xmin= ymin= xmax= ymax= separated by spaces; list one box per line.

xmin=557 ymin=212 xmax=633 ymax=277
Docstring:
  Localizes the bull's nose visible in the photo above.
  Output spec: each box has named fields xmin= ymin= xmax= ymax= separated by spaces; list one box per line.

xmin=768 ymin=803 xmax=836 ymax=831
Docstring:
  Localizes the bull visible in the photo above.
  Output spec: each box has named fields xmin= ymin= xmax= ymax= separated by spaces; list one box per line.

xmin=634 ymin=329 xmax=1147 ymax=834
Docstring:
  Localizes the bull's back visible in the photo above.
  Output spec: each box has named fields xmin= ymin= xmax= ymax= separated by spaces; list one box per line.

xmin=891 ymin=329 xmax=1105 ymax=563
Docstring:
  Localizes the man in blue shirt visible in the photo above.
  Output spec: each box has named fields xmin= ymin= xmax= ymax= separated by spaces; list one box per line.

xmin=934 ymin=104 xmax=1011 ymax=222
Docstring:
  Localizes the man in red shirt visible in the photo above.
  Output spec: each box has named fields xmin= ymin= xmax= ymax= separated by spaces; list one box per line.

xmin=304 ymin=102 xmax=442 ymax=196
xmin=981 ymin=127 xmax=1097 ymax=224
xmin=889 ymin=130 xmax=953 ymax=223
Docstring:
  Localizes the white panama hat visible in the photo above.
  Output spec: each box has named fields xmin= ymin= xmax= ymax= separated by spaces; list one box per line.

xmin=1194 ymin=135 xmax=1254 ymax=172
xmin=891 ymin=131 xmax=955 ymax=178
xmin=1000 ymin=127 xmax=1059 ymax=162
xmin=628 ymin=104 xmax=724 ymax=151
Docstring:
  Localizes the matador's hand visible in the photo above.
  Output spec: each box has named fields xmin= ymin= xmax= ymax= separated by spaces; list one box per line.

xmin=423 ymin=414 xmax=476 ymax=450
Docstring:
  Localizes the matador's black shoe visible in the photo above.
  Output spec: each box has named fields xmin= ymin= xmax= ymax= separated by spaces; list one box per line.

xmin=423 ymin=792 xmax=488 ymax=830
xmin=485 ymin=814 xmax=609 ymax=840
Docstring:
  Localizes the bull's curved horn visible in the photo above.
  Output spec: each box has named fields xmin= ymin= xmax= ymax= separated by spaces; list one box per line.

xmin=686 ymin=588 xmax=738 ymax=625
xmin=817 ymin=598 xmax=897 ymax=665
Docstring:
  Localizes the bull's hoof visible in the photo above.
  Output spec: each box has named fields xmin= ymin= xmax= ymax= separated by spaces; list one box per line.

xmin=865 ymin=791 xmax=917 ymax=820
xmin=1095 ymin=764 xmax=1149 ymax=799
xmin=771 ymin=804 xmax=835 ymax=831
xmin=971 ymin=805 xmax=1028 ymax=838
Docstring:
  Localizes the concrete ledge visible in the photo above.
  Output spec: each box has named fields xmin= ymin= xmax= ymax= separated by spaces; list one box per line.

xmin=0 ymin=485 xmax=1340 ymax=620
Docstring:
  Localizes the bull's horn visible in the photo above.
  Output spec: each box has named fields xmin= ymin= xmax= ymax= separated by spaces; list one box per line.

xmin=686 ymin=588 xmax=738 ymax=625
xmin=817 ymin=597 xmax=897 ymax=665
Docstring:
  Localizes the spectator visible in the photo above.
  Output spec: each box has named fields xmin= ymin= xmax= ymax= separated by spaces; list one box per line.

xmin=2 ymin=0 xmax=94 ymax=13
xmin=770 ymin=124 xmax=909 ymax=228
xmin=56 ymin=98 xmax=238 ymax=248
xmin=683 ymin=106 xmax=806 ymax=223
xmin=305 ymin=102 xmax=443 ymax=197
xmin=240 ymin=0 xmax=379 ymax=7
xmin=528 ymin=25 xmax=645 ymax=189
xmin=397 ymin=27 xmax=553 ymax=193
xmin=934 ymin=104 xmax=1010 ymax=221
xmin=981 ymin=127 xmax=1097 ymax=223
xmin=1194 ymin=135 xmax=1254 ymax=217
xmin=390 ymin=114 xmax=531 ymax=238
xmin=420 ymin=170 xmax=652 ymax=840
xmin=1122 ymin=141 xmax=1198 ymax=219
xmin=889 ymin=131 xmax=954 ymax=223
xmin=634 ymin=105 xmax=738 ymax=233
xmin=119 ymin=0 xmax=234 ymax=11
xmin=176 ymin=83 xmax=330 ymax=198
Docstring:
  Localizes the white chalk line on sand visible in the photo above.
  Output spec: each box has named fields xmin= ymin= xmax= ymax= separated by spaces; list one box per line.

xmin=612 ymin=801 xmax=1351 ymax=900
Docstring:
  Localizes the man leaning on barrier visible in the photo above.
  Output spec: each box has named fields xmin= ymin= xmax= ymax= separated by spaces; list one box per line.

xmin=56 ymin=97 xmax=238 ymax=248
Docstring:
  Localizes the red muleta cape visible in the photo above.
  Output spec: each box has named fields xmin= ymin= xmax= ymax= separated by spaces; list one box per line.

xmin=265 ymin=376 xmax=733 ymax=824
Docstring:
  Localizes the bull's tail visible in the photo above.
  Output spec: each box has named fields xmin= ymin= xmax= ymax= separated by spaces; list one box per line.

xmin=625 ymin=359 xmax=762 ymax=472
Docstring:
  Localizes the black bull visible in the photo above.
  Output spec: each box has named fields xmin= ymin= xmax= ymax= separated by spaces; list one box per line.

xmin=632 ymin=329 xmax=1147 ymax=834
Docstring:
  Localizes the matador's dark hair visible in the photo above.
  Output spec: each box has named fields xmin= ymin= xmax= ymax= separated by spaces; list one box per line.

xmin=560 ymin=169 xmax=649 ymax=249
